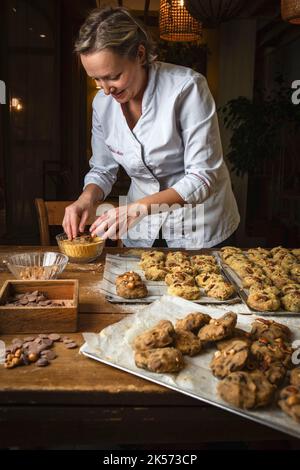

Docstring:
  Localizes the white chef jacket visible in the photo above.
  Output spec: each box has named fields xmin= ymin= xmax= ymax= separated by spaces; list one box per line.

xmin=84 ymin=61 xmax=240 ymax=248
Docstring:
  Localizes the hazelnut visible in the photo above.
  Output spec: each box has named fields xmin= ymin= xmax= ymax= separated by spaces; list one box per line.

xmin=126 ymin=282 xmax=134 ymax=289
xmin=28 ymin=352 xmax=39 ymax=363
xmin=14 ymin=348 xmax=22 ymax=358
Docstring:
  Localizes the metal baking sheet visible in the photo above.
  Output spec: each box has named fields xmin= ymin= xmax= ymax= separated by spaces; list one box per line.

xmin=215 ymin=252 xmax=300 ymax=316
xmin=80 ymin=295 xmax=300 ymax=440
xmin=100 ymin=254 xmax=241 ymax=304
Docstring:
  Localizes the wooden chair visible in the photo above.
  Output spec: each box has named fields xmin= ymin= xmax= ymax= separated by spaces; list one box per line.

xmin=34 ymin=198 xmax=122 ymax=247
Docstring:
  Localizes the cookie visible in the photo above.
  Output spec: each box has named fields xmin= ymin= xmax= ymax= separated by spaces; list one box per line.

xmin=250 ymin=318 xmax=291 ymax=342
xmin=198 ymin=312 xmax=237 ymax=343
xmin=217 ymin=328 xmax=252 ymax=350
xmin=165 ymin=271 xmax=195 ymax=287
xmin=247 ymin=289 xmax=280 ymax=311
xmin=165 ymin=252 xmax=189 ymax=267
xmin=116 ymin=271 xmax=148 ymax=299
xmin=195 ymin=273 xmax=223 ymax=289
xmin=144 ymin=265 xmax=168 ymax=281
xmin=278 ymin=385 xmax=300 ymax=423
xmin=250 ymin=338 xmax=293 ymax=369
xmin=174 ymin=329 xmax=202 ymax=356
xmin=217 ymin=370 xmax=275 ymax=409
xmin=290 ymin=368 xmax=300 ymax=387
xmin=135 ymin=347 xmax=185 ymax=373
xmin=175 ymin=312 xmax=211 ymax=334
xmin=205 ymin=281 xmax=235 ymax=300
xmin=140 ymin=250 xmax=166 ymax=263
xmin=133 ymin=320 xmax=175 ymax=351
xmin=290 ymin=265 xmax=300 ymax=284
xmin=167 ymin=284 xmax=200 ymax=300
xmin=281 ymin=292 xmax=300 ymax=312
xmin=260 ymin=361 xmax=287 ymax=386
xmin=210 ymin=340 xmax=249 ymax=379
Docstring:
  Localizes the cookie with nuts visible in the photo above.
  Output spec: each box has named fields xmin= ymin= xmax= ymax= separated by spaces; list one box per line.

xmin=135 ymin=347 xmax=185 ymax=373
xmin=290 ymin=368 xmax=300 ymax=387
xmin=250 ymin=318 xmax=291 ymax=343
xmin=278 ymin=385 xmax=300 ymax=423
xmin=198 ymin=312 xmax=237 ymax=343
xmin=116 ymin=271 xmax=148 ymax=299
xmin=175 ymin=312 xmax=211 ymax=334
xmin=133 ymin=320 xmax=175 ymax=351
xmin=217 ymin=370 xmax=275 ymax=409
xmin=173 ymin=328 xmax=202 ymax=356
xmin=210 ymin=340 xmax=249 ymax=379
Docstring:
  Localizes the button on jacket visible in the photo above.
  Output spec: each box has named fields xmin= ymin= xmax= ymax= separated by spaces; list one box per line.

xmin=84 ymin=61 xmax=240 ymax=248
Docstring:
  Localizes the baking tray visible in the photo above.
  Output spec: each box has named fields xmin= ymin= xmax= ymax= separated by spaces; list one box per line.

xmin=101 ymin=254 xmax=241 ymax=304
xmin=80 ymin=295 xmax=300 ymax=440
xmin=215 ymin=252 xmax=300 ymax=316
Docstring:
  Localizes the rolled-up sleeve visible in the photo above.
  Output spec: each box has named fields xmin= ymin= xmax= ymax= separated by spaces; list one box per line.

xmin=83 ymin=100 xmax=119 ymax=200
xmin=171 ymin=76 xmax=223 ymax=204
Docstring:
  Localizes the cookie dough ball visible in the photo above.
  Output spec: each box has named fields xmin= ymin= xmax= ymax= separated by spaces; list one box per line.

xmin=135 ymin=347 xmax=185 ymax=373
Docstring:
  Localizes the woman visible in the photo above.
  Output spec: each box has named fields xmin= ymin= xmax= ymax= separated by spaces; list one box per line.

xmin=63 ymin=6 xmax=240 ymax=248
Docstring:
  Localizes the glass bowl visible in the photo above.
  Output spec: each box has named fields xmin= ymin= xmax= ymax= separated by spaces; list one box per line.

xmin=5 ymin=252 xmax=69 ymax=280
xmin=56 ymin=232 xmax=104 ymax=263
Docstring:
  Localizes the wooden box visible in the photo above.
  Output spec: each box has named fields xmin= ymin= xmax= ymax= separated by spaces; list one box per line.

xmin=0 ymin=279 xmax=78 ymax=334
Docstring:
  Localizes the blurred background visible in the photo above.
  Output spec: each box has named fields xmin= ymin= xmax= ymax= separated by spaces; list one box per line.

xmin=0 ymin=0 xmax=300 ymax=246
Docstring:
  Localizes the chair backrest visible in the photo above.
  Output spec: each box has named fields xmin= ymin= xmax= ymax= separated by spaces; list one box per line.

xmin=34 ymin=198 xmax=121 ymax=246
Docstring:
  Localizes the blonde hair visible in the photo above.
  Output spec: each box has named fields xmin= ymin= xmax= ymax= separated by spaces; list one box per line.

xmin=74 ymin=6 xmax=156 ymax=67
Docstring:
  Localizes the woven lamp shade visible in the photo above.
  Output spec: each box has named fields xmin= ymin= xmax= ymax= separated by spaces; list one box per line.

xmin=281 ymin=0 xmax=300 ymax=24
xmin=159 ymin=0 xmax=202 ymax=42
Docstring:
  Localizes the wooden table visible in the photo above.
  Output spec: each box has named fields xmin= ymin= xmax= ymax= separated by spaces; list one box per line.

xmin=0 ymin=246 xmax=299 ymax=449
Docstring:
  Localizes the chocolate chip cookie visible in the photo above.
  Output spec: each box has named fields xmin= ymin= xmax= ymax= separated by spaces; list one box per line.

xmin=210 ymin=340 xmax=249 ymax=379
xmin=175 ymin=312 xmax=211 ymax=334
xmin=174 ymin=329 xmax=202 ymax=356
xmin=198 ymin=312 xmax=237 ymax=343
xmin=278 ymin=385 xmax=300 ymax=423
xmin=250 ymin=318 xmax=291 ymax=343
xmin=135 ymin=347 xmax=185 ymax=373
xmin=217 ymin=370 xmax=275 ymax=409
xmin=133 ymin=320 xmax=175 ymax=351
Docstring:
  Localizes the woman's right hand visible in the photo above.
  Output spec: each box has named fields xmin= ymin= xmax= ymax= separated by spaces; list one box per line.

xmin=62 ymin=198 xmax=93 ymax=240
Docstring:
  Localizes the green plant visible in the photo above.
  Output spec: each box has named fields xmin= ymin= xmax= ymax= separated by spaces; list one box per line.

xmin=157 ymin=40 xmax=208 ymax=74
xmin=220 ymin=77 xmax=300 ymax=176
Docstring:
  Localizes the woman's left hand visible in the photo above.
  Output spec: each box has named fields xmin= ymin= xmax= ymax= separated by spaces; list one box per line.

xmin=89 ymin=202 xmax=148 ymax=240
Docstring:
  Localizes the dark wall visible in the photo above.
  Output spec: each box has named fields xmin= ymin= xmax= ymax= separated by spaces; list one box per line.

xmin=0 ymin=0 xmax=93 ymax=244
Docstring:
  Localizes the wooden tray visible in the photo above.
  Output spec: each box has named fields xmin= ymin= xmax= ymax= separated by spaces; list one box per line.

xmin=0 ymin=279 xmax=79 ymax=334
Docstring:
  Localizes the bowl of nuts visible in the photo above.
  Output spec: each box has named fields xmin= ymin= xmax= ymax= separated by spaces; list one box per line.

xmin=56 ymin=232 xmax=104 ymax=263
xmin=5 ymin=252 xmax=69 ymax=280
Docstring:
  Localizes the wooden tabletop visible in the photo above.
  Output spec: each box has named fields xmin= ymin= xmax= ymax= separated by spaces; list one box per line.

xmin=0 ymin=246 xmax=298 ymax=448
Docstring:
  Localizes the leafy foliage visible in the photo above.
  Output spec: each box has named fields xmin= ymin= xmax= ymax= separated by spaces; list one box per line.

xmin=220 ymin=78 xmax=300 ymax=176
